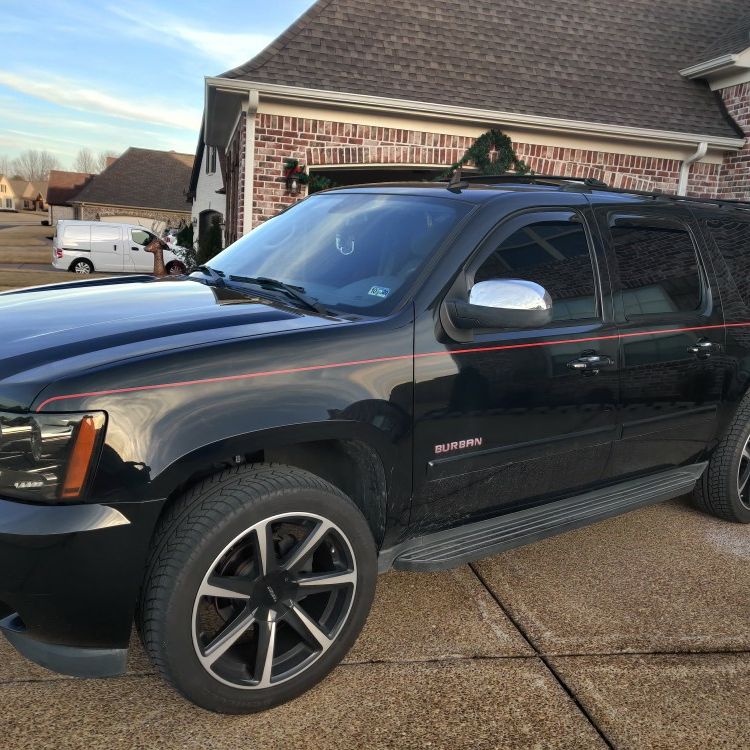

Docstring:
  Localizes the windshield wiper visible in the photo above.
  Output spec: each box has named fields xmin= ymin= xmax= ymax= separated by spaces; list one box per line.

xmin=193 ymin=265 xmax=226 ymax=287
xmin=228 ymin=275 xmax=328 ymax=315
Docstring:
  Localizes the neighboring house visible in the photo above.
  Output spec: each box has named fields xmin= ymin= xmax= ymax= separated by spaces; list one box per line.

xmin=46 ymin=170 xmax=95 ymax=225
xmin=199 ymin=0 xmax=750 ymax=243
xmin=0 ymin=175 xmax=16 ymax=211
xmin=9 ymin=179 xmax=47 ymax=211
xmin=71 ymin=147 xmax=193 ymax=233
xmin=187 ymin=126 xmax=226 ymax=247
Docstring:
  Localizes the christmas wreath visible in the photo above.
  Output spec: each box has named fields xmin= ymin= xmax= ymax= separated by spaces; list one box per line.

xmin=443 ymin=129 xmax=531 ymax=178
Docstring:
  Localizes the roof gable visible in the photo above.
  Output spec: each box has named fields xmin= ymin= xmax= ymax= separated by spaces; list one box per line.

xmin=47 ymin=170 xmax=95 ymax=206
xmin=71 ymin=147 xmax=193 ymax=212
xmin=222 ymin=0 xmax=745 ymax=139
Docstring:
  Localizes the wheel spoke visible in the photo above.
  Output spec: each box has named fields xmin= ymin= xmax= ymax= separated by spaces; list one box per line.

xmin=296 ymin=569 xmax=356 ymax=596
xmin=743 ymin=446 xmax=750 ymax=461
xmin=256 ymin=521 xmax=276 ymax=575
xmin=200 ymin=608 xmax=256 ymax=667
xmin=283 ymin=520 xmax=332 ymax=572
xmin=739 ymin=463 xmax=750 ymax=494
xmin=285 ymin=604 xmax=334 ymax=653
xmin=254 ymin=619 xmax=277 ymax=687
xmin=199 ymin=575 xmax=255 ymax=600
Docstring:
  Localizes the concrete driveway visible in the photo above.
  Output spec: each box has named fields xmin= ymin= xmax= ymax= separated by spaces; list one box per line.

xmin=2 ymin=497 xmax=749 ymax=749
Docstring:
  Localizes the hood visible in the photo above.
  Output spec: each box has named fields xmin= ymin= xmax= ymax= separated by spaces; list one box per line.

xmin=0 ymin=276 xmax=341 ymax=409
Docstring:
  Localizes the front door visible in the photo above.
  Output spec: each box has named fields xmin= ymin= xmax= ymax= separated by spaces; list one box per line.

xmin=593 ymin=204 xmax=726 ymax=478
xmin=90 ymin=224 xmax=124 ymax=271
xmin=411 ymin=205 xmax=619 ymax=532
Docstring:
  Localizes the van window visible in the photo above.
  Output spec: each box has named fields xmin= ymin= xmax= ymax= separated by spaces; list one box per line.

xmin=131 ymin=229 xmax=154 ymax=246
xmin=608 ymin=220 xmax=702 ymax=318
xmin=475 ymin=213 xmax=597 ymax=322
xmin=91 ymin=225 xmax=121 ymax=241
xmin=63 ymin=225 xmax=91 ymax=243
xmin=706 ymin=219 xmax=750 ymax=306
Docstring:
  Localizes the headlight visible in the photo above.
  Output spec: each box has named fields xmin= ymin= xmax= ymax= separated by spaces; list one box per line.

xmin=0 ymin=412 xmax=106 ymax=502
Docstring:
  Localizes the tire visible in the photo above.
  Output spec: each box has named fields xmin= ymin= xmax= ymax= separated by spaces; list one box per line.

xmin=693 ymin=396 xmax=750 ymax=523
xmin=166 ymin=261 xmax=186 ymax=276
xmin=70 ymin=258 xmax=94 ymax=274
xmin=138 ymin=463 xmax=377 ymax=714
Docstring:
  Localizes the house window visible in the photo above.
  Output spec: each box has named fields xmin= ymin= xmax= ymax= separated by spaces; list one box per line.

xmin=0 ymin=184 xmax=5 ymax=193
xmin=206 ymin=146 xmax=217 ymax=175
xmin=5 ymin=199 xmax=11 ymax=209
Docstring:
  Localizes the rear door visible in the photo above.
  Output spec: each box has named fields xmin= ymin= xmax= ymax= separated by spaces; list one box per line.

xmin=61 ymin=223 xmax=91 ymax=260
xmin=128 ymin=228 xmax=156 ymax=272
xmin=594 ymin=202 xmax=727 ymax=477
xmin=90 ymin=224 xmax=124 ymax=271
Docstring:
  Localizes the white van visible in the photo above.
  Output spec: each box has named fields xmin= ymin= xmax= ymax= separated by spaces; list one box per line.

xmin=52 ymin=221 xmax=187 ymax=275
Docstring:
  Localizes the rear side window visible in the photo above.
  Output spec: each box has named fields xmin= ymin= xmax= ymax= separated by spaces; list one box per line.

xmin=475 ymin=214 xmax=597 ymax=322
xmin=91 ymin=224 xmax=121 ymax=241
xmin=63 ymin=225 xmax=90 ymax=243
xmin=706 ymin=219 xmax=750 ymax=306
xmin=609 ymin=220 xmax=702 ymax=318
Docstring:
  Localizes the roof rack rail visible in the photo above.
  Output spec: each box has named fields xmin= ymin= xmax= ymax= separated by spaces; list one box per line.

xmin=456 ymin=173 xmax=609 ymax=188
xmin=453 ymin=173 xmax=750 ymax=210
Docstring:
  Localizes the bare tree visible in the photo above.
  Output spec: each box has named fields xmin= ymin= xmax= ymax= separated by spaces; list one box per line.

xmin=0 ymin=154 xmax=13 ymax=177
xmin=11 ymin=150 xmax=61 ymax=181
xmin=97 ymin=150 xmax=119 ymax=172
xmin=73 ymin=147 xmax=98 ymax=173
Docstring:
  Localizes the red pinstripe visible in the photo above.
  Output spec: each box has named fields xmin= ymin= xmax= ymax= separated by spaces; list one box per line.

xmin=35 ymin=321 xmax=750 ymax=412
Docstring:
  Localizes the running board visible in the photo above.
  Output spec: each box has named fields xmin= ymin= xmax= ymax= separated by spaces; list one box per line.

xmin=379 ymin=463 xmax=707 ymax=572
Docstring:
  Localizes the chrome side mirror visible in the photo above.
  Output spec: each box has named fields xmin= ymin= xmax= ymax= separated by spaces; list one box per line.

xmin=447 ymin=278 xmax=553 ymax=330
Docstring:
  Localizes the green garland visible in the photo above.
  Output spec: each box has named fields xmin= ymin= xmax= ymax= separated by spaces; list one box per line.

xmin=443 ymin=129 xmax=530 ymax=178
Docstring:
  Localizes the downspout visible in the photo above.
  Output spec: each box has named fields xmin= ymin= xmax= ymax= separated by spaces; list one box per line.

xmin=677 ymin=141 xmax=708 ymax=196
xmin=242 ymin=89 xmax=259 ymax=236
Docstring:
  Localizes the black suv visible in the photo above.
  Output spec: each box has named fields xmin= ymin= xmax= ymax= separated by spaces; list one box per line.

xmin=2 ymin=176 xmax=750 ymax=713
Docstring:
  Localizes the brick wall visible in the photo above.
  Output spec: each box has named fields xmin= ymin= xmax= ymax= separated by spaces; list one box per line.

xmin=239 ymin=111 xmax=748 ymax=231
xmin=77 ymin=204 xmax=190 ymax=228
xmin=718 ymin=82 xmax=750 ymax=200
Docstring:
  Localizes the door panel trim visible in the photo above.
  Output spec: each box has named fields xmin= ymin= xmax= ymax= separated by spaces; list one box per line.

xmin=426 ymin=425 xmax=615 ymax=481
xmin=620 ymin=404 xmax=718 ymax=439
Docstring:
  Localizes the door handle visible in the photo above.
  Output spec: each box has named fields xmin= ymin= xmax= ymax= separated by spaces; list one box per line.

xmin=113 ymin=244 xmax=117 ymax=251
xmin=687 ymin=339 xmax=716 ymax=359
xmin=567 ymin=353 xmax=613 ymax=375
xmin=132 ymin=246 xmax=139 ymax=251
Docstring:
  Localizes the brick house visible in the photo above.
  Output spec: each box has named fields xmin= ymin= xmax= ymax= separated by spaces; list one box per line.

xmin=71 ymin=147 xmax=192 ymax=233
xmin=199 ymin=0 xmax=750 ymax=243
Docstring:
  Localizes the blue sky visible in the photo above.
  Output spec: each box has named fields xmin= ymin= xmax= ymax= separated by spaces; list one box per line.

xmin=0 ymin=1 xmax=316 ymax=167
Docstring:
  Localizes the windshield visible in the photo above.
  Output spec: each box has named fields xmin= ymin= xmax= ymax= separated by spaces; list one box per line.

xmin=203 ymin=193 xmax=472 ymax=315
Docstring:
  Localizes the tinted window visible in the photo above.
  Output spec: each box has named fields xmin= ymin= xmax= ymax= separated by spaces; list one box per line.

xmin=63 ymin=225 xmax=90 ymax=242
xmin=706 ymin=219 xmax=750 ymax=306
xmin=475 ymin=215 xmax=597 ymax=322
xmin=209 ymin=193 xmax=471 ymax=315
xmin=609 ymin=221 xmax=701 ymax=317
xmin=131 ymin=229 xmax=153 ymax=246
xmin=91 ymin=224 xmax=120 ymax=241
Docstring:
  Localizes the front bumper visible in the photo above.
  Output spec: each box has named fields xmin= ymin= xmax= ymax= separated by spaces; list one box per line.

xmin=0 ymin=496 xmax=162 ymax=677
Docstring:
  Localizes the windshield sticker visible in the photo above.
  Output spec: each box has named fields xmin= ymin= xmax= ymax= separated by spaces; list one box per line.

xmin=368 ymin=286 xmax=391 ymax=299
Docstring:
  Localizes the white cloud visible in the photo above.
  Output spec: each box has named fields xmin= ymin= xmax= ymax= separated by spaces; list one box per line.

xmin=107 ymin=6 xmax=272 ymax=69
xmin=0 ymin=71 xmax=201 ymax=131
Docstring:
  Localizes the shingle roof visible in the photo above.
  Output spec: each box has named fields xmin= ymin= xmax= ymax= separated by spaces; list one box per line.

xmin=71 ymin=147 xmax=193 ymax=212
xmin=222 ymin=0 xmax=746 ymax=139
xmin=691 ymin=15 xmax=750 ymax=65
xmin=47 ymin=170 xmax=95 ymax=206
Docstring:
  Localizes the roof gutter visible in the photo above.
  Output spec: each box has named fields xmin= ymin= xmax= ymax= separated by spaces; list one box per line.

xmin=205 ymin=77 xmax=746 ymax=152
xmin=678 ymin=141 xmax=708 ymax=196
